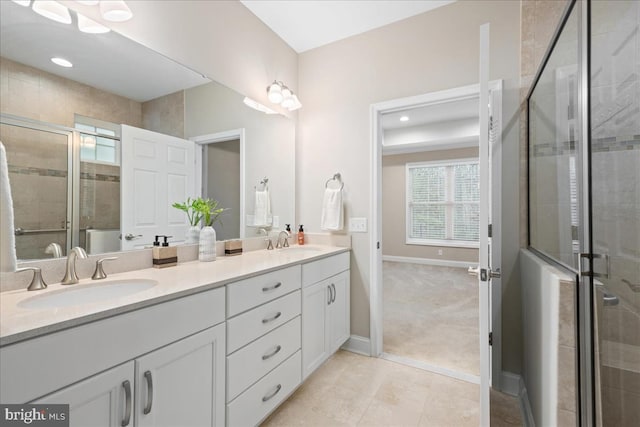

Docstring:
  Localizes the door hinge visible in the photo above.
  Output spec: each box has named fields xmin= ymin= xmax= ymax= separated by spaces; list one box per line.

xmin=578 ymin=253 xmax=610 ymax=279
xmin=488 ymin=224 xmax=492 ymax=238
xmin=489 ymin=332 xmax=493 ymax=346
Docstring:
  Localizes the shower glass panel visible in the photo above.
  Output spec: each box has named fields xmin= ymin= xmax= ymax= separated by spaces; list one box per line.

xmin=590 ymin=1 xmax=640 ymax=425
xmin=0 ymin=122 xmax=71 ymax=259
xmin=528 ymin=4 xmax=580 ymax=269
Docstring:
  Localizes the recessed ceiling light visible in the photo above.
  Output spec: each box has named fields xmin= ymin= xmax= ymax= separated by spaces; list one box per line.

xmin=51 ymin=57 xmax=73 ymax=68
xmin=400 ymin=116 xmax=409 ymax=122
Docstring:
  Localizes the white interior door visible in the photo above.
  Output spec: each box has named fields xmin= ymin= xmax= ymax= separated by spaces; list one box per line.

xmin=121 ymin=125 xmax=196 ymax=250
xmin=478 ymin=22 xmax=492 ymax=426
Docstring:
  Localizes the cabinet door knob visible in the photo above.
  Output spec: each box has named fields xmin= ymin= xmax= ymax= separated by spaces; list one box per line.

xmin=262 ymin=384 xmax=282 ymax=402
xmin=262 ymin=345 xmax=282 ymax=361
xmin=121 ymin=380 xmax=132 ymax=426
xmin=262 ymin=311 xmax=282 ymax=324
xmin=143 ymin=370 xmax=153 ymax=415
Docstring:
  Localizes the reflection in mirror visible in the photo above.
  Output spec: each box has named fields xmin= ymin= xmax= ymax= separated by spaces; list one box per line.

xmin=0 ymin=0 xmax=295 ymax=261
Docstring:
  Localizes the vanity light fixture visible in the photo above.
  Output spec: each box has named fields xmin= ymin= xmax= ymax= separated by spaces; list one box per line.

xmin=99 ymin=0 xmax=133 ymax=22
xmin=32 ymin=1 xmax=72 ymax=24
xmin=77 ymin=13 xmax=110 ymax=33
xmin=243 ymin=97 xmax=278 ymax=115
xmin=266 ymin=80 xmax=302 ymax=111
xmin=51 ymin=57 xmax=73 ymax=68
xmin=400 ymin=116 xmax=409 ymax=122
xmin=10 ymin=0 xmax=31 ymax=7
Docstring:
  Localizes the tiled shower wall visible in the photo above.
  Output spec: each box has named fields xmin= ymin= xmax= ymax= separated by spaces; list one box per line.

xmin=0 ymin=57 xmax=142 ymax=259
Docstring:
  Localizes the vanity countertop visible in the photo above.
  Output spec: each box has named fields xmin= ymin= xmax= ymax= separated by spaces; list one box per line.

xmin=0 ymin=245 xmax=349 ymax=346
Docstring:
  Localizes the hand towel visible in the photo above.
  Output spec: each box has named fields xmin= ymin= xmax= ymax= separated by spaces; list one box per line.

xmin=0 ymin=142 xmax=17 ymax=272
xmin=320 ymin=187 xmax=344 ymax=231
xmin=254 ymin=189 xmax=271 ymax=226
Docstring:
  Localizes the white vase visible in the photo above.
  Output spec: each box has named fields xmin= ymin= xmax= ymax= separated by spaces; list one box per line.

xmin=199 ymin=226 xmax=216 ymax=262
xmin=186 ymin=225 xmax=201 ymax=244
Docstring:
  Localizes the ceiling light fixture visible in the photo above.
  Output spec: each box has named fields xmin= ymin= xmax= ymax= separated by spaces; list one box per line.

xmin=266 ymin=80 xmax=302 ymax=111
xmin=10 ymin=0 xmax=31 ymax=7
xmin=75 ymin=0 xmax=99 ymax=5
xmin=32 ymin=1 xmax=72 ymax=24
xmin=400 ymin=116 xmax=409 ymax=122
xmin=99 ymin=0 xmax=133 ymax=22
xmin=77 ymin=13 xmax=110 ymax=33
xmin=51 ymin=57 xmax=73 ymax=67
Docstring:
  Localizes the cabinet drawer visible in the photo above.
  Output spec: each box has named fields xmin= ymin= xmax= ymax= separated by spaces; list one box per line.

xmin=226 ymin=290 xmax=301 ymax=354
xmin=227 ymin=265 xmax=301 ymax=317
xmin=227 ymin=316 xmax=300 ymax=402
xmin=227 ymin=351 xmax=301 ymax=427
xmin=302 ymin=252 xmax=349 ymax=287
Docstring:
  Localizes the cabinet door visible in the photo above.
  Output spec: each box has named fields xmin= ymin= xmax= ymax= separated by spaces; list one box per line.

xmin=35 ymin=362 xmax=134 ymax=427
xmin=327 ymin=270 xmax=351 ymax=354
xmin=302 ymin=280 xmax=330 ymax=380
xmin=135 ymin=324 xmax=225 ymax=427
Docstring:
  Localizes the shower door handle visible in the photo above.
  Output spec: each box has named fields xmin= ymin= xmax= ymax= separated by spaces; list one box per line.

xmin=468 ymin=266 xmax=480 ymax=277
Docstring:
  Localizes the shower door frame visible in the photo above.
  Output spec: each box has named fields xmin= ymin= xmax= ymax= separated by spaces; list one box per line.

xmin=525 ymin=0 xmax=596 ymax=425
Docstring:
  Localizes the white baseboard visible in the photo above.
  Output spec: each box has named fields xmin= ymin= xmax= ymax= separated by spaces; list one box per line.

xmin=341 ymin=335 xmax=371 ymax=356
xmin=519 ymin=375 xmax=535 ymax=427
xmin=382 ymin=255 xmax=472 ymax=269
xmin=500 ymin=371 xmax=521 ymax=396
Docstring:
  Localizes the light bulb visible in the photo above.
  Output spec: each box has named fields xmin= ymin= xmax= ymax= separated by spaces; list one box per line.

xmin=32 ymin=1 xmax=72 ymax=24
xmin=77 ymin=13 xmax=110 ymax=33
xmin=100 ymin=0 xmax=133 ymax=22
xmin=267 ymin=81 xmax=283 ymax=104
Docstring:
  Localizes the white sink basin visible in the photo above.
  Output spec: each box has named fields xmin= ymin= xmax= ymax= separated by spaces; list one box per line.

xmin=19 ymin=279 xmax=158 ymax=310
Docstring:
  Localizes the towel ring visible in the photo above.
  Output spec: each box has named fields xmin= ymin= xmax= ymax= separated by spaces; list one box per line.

xmin=325 ymin=173 xmax=344 ymax=190
xmin=255 ymin=177 xmax=269 ymax=191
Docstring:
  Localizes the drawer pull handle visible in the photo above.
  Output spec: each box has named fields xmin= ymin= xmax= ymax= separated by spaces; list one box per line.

xmin=121 ymin=380 xmax=132 ymax=426
xmin=262 ymin=282 xmax=282 ymax=292
xmin=262 ymin=345 xmax=282 ymax=360
xmin=262 ymin=311 xmax=282 ymax=324
xmin=143 ymin=370 xmax=153 ymax=415
xmin=262 ymin=384 xmax=282 ymax=402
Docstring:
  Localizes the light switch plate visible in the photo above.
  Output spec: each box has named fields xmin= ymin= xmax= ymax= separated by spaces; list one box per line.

xmin=349 ymin=217 xmax=368 ymax=233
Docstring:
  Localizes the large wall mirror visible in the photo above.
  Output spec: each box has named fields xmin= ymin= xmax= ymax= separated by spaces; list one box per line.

xmin=0 ymin=1 xmax=295 ymax=261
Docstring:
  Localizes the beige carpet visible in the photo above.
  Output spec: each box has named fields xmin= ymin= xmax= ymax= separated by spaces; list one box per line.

xmin=383 ymin=261 xmax=480 ymax=376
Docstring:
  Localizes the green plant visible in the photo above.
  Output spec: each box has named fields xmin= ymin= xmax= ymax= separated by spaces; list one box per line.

xmin=171 ymin=197 xmax=203 ymax=226
xmin=172 ymin=197 xmax=228 ymax=227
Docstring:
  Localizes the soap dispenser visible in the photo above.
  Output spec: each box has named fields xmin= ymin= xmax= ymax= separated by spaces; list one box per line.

xmin=152 ymin=235 xmax=177 ymax=268
xmin=297 ymin=225 xmax=305 ymax=245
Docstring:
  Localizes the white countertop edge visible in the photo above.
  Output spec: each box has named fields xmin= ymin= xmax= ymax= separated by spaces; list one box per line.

xmin=0 ymin=245 xmax=350 ymax=347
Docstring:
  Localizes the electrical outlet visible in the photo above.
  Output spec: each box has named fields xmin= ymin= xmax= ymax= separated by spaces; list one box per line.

xmin=438 ymin=249 xmax=443 ymax=256
xmin=349 ymin=217 xmax=367 ymax=233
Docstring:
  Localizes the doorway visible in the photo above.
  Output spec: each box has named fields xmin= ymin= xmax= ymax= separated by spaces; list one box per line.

xmin=369 ymin=81 xmax=503 ymax=384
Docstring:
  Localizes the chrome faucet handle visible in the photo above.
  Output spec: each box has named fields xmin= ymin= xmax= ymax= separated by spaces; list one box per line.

xmin=275 ymin=231 xmax=290 ymax=249
xmin=61 ymin=247 xmax=88 ymax=285
xmin=266 ymin=238 xmax=274 ymax=250
xmin=92 ymin=257 xmax=118 ymax=280
xmin=16 ymin=267 xmax=48 ymax=291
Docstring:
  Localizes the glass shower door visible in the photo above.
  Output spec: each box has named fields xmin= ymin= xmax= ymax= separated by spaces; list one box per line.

xmin=0 ymin=121 xmax=72 ymax=259
xmin=590 ymin=1 xmax=640 ymax=425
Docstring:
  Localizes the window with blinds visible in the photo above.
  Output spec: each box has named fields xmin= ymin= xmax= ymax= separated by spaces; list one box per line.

xmin=406 ymin=159 xmax=480 ymax=247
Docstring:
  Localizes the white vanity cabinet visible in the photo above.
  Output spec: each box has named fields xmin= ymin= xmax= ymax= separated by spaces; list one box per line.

xmin=302 ymin=252 xmax=350 ymax=379
xmin=3 ymin=287 xmax=226 ymax=427
xmin=34 ymin=324 xmax=226 ymax=427
xmin=225 ymin=265 xmax=303 ymax=426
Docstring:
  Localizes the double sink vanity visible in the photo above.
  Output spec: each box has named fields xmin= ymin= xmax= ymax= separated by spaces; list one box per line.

xmin=0 ymin=245 xmax=351 ymax=427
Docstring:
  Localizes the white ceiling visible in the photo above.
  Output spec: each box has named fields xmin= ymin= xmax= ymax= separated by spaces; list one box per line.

xmin=240 ymin=0 xmax=456 ymax=53
xmin=381 ymin=97 xmax=479 ymax=130
xmin=0 ymin=1 xmax=209 ymax=102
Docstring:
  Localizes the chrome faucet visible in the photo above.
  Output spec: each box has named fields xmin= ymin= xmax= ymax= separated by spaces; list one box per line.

xmin=275 ymin=230 xmax=290 ymax=249
xmin=61 ymin=247 xmax=88 ymax=285
xmin=44 ymin=242 xmax=63 ymax=258
xmin=259 ymin=228 xmax=274 ymax=250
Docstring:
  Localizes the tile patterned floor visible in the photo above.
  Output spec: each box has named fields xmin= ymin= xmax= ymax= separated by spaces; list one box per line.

xmin=262 ymin=350 xmax=522 ymax=426
xmin=382 ymin=262 xmax=480 ymax=376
